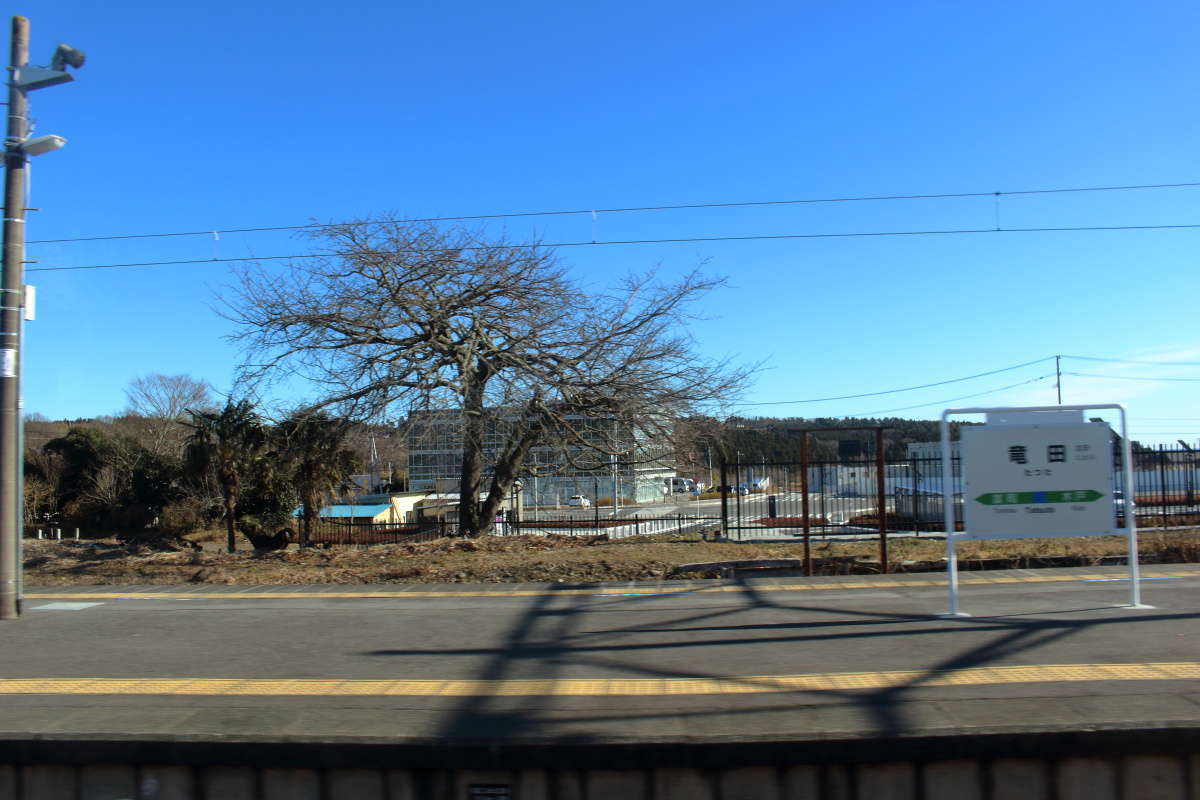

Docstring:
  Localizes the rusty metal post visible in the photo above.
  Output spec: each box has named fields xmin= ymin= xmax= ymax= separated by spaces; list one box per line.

xmin=876 ymin=426 xmax=888 ymax=573
xmin=800 ymin=433 xmax=812 ymax=576
xmin=911 ymin=456 xmax=921 ymax=535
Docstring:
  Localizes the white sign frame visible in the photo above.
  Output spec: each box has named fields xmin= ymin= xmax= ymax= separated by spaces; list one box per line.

xmin=939 ymin=404 xmax=1145 ymax=616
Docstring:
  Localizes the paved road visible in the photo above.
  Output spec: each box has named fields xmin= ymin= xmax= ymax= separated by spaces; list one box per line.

xmin=3 ymin=565 xmax=1200 ymax=745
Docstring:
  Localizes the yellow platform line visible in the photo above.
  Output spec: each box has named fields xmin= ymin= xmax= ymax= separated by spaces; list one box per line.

xmin=1 ymin=662 xmax=1196 ymax=698
xmin=22 ymin=569 xmax=1195 ymax=601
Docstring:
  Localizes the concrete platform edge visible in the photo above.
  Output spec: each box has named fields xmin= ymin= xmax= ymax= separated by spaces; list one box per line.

xmin=2 ymin=724 xmax=1199 ymax=771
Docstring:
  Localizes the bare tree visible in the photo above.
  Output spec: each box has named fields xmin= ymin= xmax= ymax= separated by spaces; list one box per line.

xmin=24 ymin=446 xmax=64 ymax=524
xmin=83 ymin=465 xmax=125 ymax=514
xmin=228 ymin=219 xmax=752 ymax=536
xmin=124 ymin=374 xmax=216 ymax=457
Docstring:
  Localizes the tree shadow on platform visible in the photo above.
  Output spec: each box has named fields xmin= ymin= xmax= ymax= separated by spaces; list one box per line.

xmin=358 ymin=576 xmax=1199 ymax=741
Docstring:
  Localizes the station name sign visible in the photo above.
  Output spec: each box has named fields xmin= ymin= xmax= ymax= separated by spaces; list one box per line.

xmin=962 ymin=422 xmax=1114 ymax=540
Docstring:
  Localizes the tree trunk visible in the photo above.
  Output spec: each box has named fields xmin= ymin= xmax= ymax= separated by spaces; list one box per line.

xmin=300 ymin=482 xmax=316 ymax=547
xmin=478 ymin=426 xmax=541 ymax=533
xmin=457 ymin=366 xmax=490 ymax=536
xmin=223 ymin=493 xmax=237 ymax=553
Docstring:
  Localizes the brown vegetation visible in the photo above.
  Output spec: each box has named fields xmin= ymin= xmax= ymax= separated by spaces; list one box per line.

xmin=20 ymin=529 xmax=1200 ymax=586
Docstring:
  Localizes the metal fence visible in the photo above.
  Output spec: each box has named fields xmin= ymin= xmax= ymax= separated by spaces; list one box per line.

xmin=303 ymin=520 xmax=456 ymax=547
xmin=304 ymin=444 xmax=1200 ymax=550
xmin=498 ymin=512 xmax=721 ymax=539
xmin=718 ymin=445 xmax=1200 ymax=571
xmin=304 ymin=512 xmax=720 ymax=546
xmin=718 ymin=454 xmax=932 ymax=575
xmin=1119 ymin=444 xmax=1200 ymax=528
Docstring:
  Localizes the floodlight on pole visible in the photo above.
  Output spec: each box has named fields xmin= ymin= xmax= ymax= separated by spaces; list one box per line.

xmin=14 ymin=134 xmax=67 ymax=156
xmin=50 ymin=43 xmax=85 ymax=71
xmin=11 ymin=43 xmax=84 ymax=91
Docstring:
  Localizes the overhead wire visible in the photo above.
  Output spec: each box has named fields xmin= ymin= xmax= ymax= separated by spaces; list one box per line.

xmin=1132 ymin=432 xmax=1200 ymax=436
xmin=1060 ymin=354 xmax=1200 ymax=367
xmin=26 ymin=223 xmax=1200 ymax=273
xmin=729 ymin=353 xmax=1196 ymax=413
xmin=24 ymin=179 xmax=1200 ymax=246
xmin=1064 ymin=371 xmax=1200 ymax=382
xmin=842 ymin=374 xmax=1055 ymax=417
xmin=18 ymin=169 xmax=1200 ymax=421
xmin=735 ymin=357 xmax=1054 ymax=407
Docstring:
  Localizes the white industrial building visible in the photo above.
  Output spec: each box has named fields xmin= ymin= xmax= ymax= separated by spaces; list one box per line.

xmin=406 ymin=409 xmax=675 ymax=506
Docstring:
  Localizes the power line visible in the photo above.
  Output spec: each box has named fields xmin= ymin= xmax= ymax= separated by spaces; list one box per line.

xmin=1061 ymin=354 xmax=1200 ymax=367
xmin=1131 ymin=432 xmax=1200 ymax=436
xmin=25 ymin=180 xmax=1200 ymax=246
xmin=736 ymin=357 xmax=1054 ymax=407
xmin=26 ymin=222 xmax=1200 ymax=273
xmin=1064 ymin=371 xmax=1200 ymax=382
xmin=843 ymin=374 xmax=1054 ymax=417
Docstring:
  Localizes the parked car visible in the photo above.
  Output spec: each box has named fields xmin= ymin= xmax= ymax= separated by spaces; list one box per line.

xmin=567 ymin=495 xmax=591 ymax=508
xmin=716 ymin=485 xmax=749 ymax=496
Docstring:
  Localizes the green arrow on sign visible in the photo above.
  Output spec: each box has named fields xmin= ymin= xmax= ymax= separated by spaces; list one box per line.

xmin=975 ymin=490 xmax=1104 ymax=506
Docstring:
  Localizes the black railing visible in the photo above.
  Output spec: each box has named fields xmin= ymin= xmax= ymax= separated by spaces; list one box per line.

xmin=719 ymin=446 xmax=1200 ymax=543
xmin=303 ymin=519 xmax=456 ymax=547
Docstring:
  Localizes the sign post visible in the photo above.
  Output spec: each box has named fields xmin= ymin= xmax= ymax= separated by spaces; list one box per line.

xmin=939 ymin=404 xmax=1145 ymax=616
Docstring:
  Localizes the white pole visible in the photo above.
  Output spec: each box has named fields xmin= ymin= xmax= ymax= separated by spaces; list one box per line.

xmin=612 ymin=454 xmax=619 ymax=517
xmin=1120 ymin=407 xmax=1145 ymax=607
xmin=939 ymin=414 xmax=963 ymax=616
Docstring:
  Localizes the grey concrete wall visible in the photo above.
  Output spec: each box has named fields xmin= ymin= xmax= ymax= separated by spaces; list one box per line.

xmin=2 ymin=730 xmax=1198 ymax=800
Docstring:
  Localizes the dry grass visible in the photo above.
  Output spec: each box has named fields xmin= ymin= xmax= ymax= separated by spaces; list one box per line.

xmin=18 ymin=527 xmax=1200 ymax=586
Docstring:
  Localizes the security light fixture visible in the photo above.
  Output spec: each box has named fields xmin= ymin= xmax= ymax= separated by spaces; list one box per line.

xmin=18 ymin=134 xmax=66 ymax=156
xmin=12 ymin=42 xmax=85 ymax=91
xmin=50 ymin=43 xmax=85 ymax=71
xmin=12 ymin=64 xmax=72 ymax=91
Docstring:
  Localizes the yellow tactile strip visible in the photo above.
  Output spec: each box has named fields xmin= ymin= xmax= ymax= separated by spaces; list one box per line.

xmin=1 ymin=663 xmax=1196 ymax=697
xmin=22 ymin=569 xmax=1196 ymax=601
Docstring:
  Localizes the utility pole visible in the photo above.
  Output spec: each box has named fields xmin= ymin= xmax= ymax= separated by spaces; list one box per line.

xmin=0 ymin=16 xmax=29 ymax=621
xmin=1 ymin=17 xmax=83 ymax=620
xmin=1056 ymin=355 xmax=1062 ymax=405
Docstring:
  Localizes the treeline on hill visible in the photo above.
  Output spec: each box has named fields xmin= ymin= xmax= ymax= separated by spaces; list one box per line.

xmin=23 ymin=374 xmax=404 ymax=549
xmin=696 ymin=417 xmax=974 ymax=465
xmin=706 ymin=416 xmax=1153 ymax=465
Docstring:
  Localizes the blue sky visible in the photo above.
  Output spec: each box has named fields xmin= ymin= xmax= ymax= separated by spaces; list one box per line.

xmin=13 ymin=0 xmax=1200 ymax=442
